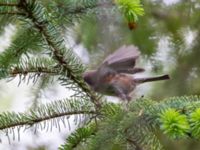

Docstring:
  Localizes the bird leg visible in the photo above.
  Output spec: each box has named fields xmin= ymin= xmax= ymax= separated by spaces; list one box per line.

xmin=111 ymin=84 xmax=128 ymax=101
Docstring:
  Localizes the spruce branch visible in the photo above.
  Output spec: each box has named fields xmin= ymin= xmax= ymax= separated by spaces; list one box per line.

xmin=86 ymin=96 xmax=200 ymax=150
xmin=0 ymin=56 xmax=59 ymax=84
xmin=59 ymin=123 xmax=97 ymax=150
xmin=0 ymin=67 xmax=57 ymax=83
xmin=128 ymin=96 xmax=200 ymax=140
xmin=0 ymin=98 xmax=97 ymax=131
xmin=10 ymin=57 xmax=59 ymax=76
xmin=85 ymin=102 xmax=164 ymax=150
xmin=17 ymin=0 xmax=102 ymax=109
xmin=0 ymin=110 xmax=95 ymax=130
xmin=10 ymin=67 xmax=58 ymax=76
xmin=44 ymin=0 xmax=115 ymax=26
xmin=0 ymin=27 xmax=43 ymax=68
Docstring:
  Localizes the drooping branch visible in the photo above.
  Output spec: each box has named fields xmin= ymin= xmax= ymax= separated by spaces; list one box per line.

xmin=0 ymin=110 xmax=96 ymax=130
xmin=0 ymin=98 xmax=97 ymax=131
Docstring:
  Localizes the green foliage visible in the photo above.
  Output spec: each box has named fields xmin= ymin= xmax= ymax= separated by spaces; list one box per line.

xmin=59 ymin=123 xmax=97 ymax=150
xmin=69 ymin=99 xmax=164 ymax=150
xmin=190 ymin=108 xmax=200 ymax=139
xmin=88 ymin=107 xmax=128 ymax=150
xmin=0 ymin=98 xmax=95 ymax=140
xmin=42 ymin=0 xmax=99 ymax=26
xmin=0 ymin=0 xmax=19 ymax=33
xmin=0 ymin=56 xmax=58 ymax=84
xmin=159 ymin=108 xmax=190 ymax=139
xmin=116 ymin=0 xmax=144 ymax=22
xmin=100 ymin=102 xmax=123 ymax=117
xmin=0 ymin=27 xmax=43 ymax=68
xmin=59 ymin=96 xmax=200 ymax=150
xmin=11 ymin=57 xmax=59 ymax=84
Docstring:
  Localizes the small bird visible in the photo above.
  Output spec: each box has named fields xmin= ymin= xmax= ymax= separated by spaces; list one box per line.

xmin=83 ymin=45 xmax=170 ymax=101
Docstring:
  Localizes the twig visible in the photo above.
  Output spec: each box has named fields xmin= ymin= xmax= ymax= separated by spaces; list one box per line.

xmin=10 ymin=67 xmax=59 ymax=76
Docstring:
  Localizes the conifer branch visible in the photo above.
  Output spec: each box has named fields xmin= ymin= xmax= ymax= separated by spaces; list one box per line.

xmin=17 ymin=0 xmax=102 ymax=109
xmin=60 ymin=123 xmax=97 ymax=150
xmin=0 ymin=98 xmax=97 ymax=131
xmin=0 ymin=56 xmax=59 ymax=81
xmin=10 ymin=67 xmax=58 ymax=76
xmin=0 ymin=110 xmax=96 ymax=130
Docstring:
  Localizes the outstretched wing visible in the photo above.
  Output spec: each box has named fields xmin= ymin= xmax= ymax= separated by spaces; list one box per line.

xmin=103 ymin=45 xmax=140 ymax=69
xmin=100 ymin=45 xmax=141 ymax=73
xmin=96 ymin=45 xmax=143 ymax=83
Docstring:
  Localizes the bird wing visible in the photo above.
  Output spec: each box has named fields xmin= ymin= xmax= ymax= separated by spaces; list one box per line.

xmin=101 ymin=45 xmax=140 ymax=72
xmin=103 ymin=45 xmax=140 ymax=68
xmin=96 ymin=45 xmax=141 ymax=83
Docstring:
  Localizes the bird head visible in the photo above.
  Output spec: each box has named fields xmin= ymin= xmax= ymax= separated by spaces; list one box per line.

xmin=83 ymin=70 xmax=97 ymax=87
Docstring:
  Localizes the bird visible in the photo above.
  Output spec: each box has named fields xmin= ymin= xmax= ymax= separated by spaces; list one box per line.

xmin=83 ymin=45 xmax=170 ymax=101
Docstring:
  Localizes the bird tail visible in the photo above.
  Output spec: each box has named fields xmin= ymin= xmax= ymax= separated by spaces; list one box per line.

xmin=134 ymin=74 xmax=170 ymax=84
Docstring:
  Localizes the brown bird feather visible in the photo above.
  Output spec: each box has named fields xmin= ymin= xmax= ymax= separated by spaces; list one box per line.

xmin=83 ymin=45 xmax=170 ymax=101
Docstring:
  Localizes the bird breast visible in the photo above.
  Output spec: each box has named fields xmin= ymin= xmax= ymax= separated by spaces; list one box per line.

xmin=110 ymin=74 xmax=136 ymax=92
xmin=97 ymin=74 xmax=136 ymax=95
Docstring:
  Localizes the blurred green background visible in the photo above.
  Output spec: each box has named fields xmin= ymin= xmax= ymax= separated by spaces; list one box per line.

xmin=73 ymin=0 xmax=200 ymax=149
